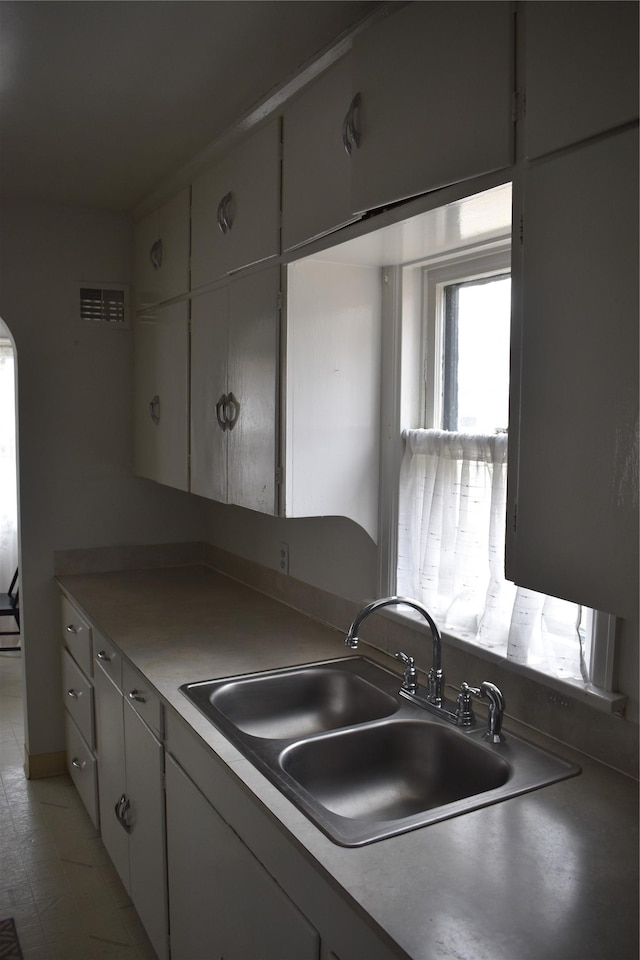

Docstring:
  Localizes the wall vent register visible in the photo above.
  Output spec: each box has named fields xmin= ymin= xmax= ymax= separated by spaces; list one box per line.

xmin=79 ymin=284 xmax=129 ymax=326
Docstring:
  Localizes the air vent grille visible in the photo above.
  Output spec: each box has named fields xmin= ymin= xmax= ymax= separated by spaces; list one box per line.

xmin=79 ymin=285 xmax=129 ymax=326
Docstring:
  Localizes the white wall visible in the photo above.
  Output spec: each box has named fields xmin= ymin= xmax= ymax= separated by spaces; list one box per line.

xmin=201 ymin=499 xmax=378 ymax=603
xmin=0 ymin=201 xmax=203 ymax=759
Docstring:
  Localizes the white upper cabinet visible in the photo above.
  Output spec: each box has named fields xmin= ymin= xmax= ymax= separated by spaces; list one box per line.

xmin=349 ymin=1 xmax=514 ymax=215
xmin=508 ymin=127 xmax=639 ymax=618
xmin=191 ymin=266 xmax=280 ymax=515
xmin=284 ymin=258 xmax=381 ymax=542
xmin=524 ymin=1 xmax=639 ymax=160
xmin=191 ymin=119 xmax=281 ymax=289
xmin=133 ymin=300 xmax=189 ymax=492
xmin=133 ymin=188 xmax=190 ymax=312
xmin=282 ymin=54 xmax=357 ymax=252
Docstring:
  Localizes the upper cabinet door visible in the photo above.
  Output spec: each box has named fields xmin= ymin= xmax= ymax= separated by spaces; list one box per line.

xmin=282 ymin=55 xmax=357 ymax=252
xmin=524 ymin=1 xmax=639 ymax=160
xmin=191 ymin=120 xmax=281 ymax=289
xmin=227 ymin=267 xmax=280 ymax=515
xmin=133 ymin=300 xmax=189 ymax=492
xmin=133 ymin=189 xmax=190 ymax=312
xmin=190 ymin=285 xmax=229 ymax=504
xmin=284 ymin=259 xmax=381 ymax=542
xmin=350 ymin=1 xmax=514 ymax=215
xmin=508 ymin=127 xmax=639 ymax=618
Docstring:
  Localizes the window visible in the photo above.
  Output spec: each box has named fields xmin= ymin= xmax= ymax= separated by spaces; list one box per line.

xmin=383 ymin=189 xmax=617 ymax=698
xmin=441 ymin=275 xmax=511 ymax=432
xmin=422 ymin=251 xmax=511 ymax=433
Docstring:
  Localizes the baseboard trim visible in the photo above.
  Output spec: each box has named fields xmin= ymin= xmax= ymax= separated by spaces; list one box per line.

xmin=24 ymin=748 xmax=67 ymax=780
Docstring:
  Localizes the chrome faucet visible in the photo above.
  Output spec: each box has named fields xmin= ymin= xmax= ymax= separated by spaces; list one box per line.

xmin=345 ymin=596 xmax=444 ymax=707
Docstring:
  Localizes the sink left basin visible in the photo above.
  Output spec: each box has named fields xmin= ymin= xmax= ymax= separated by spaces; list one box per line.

xmin=181 ymin=658 xmax=399 ymax=740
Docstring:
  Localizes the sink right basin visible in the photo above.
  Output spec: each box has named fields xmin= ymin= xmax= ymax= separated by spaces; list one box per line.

xmin=279 ymin=719 xmax=511 ymax=823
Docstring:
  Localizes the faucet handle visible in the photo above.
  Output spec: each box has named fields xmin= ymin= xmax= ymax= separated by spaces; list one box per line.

xmin=454 ymin=682 xmax=476 ymax=726
xmin=395 ymin=651 xmax=417 ymax=694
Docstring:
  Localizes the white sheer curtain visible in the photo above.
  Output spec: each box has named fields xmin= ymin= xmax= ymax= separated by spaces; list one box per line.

xmin=397 ymin=429 xmax=588 ymax=682
xmin=0 ymin=338 xmax=18 ymax=590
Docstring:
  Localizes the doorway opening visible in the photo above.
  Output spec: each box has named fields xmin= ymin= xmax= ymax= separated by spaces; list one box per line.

xmin=0 ymin=318 xmax=20 ymax=652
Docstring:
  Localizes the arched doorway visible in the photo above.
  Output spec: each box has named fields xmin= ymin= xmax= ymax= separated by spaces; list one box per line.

xmin=0 ymin=318 xmax=20 ymax=649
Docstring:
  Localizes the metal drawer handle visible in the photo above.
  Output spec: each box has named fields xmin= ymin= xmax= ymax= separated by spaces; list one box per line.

xmin=343 ymin=92 xmax=361 ymax=156
xmin=128 ymin=690 xmax=147 ymax=704
xmin=115 ymin=794 xmax=131 ymax=833
xmin=71 ymin=757 xmax=85 ymax=770
xmin=216 ymin=195 xmax=226 ymax=233
xmin=217 ymin=191 xmax=234 ymax=233
xmin=96 ymin=650 xmax=111 ymax=662
xmin=216 ymin=393 xmax=228 ymax=432
xmin=149 ymin=394 xmax=161 ymax=424
xmin=221 ymin=191 xmax=233 ymax=232
xmin=224 ymin=391 xmax=240 ymax=430
xmin=150 ymin=238 xmax=163 ymax=270
xmin=67 ymin=688 xmax=80 ymax=699
xmin=66 ymin=624 xmax=78 ymax=635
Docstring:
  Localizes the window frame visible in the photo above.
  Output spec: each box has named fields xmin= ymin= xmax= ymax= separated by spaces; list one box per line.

xmin=378 ymin=248 xmax=622 ymax=710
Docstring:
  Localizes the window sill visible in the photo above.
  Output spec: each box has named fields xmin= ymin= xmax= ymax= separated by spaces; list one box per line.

xmin=373 ymin=605 xmax=627 ymax=717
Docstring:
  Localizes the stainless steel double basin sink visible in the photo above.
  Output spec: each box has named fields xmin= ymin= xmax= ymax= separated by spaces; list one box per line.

xmin=181 ymin=657 xmax=579 ymax=846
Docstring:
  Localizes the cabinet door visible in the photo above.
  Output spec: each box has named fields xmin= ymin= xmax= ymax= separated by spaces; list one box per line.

xmin=134 ymin=188 xmax=190 ymax=311
xmin=65 ymin=713 xmax=99 ymax=830
xmin=133 ymin=300 xmax=189 ymax=491
xmin=124 ymin=702 xmax=168 ymax=960
xmin=282 ymin=55 xmax=357 ymax=251
xmin=227 ymin=267 xmax=280 ymax=514
xmin=62 ymin=649 xmax=95 ymax=749
xmin=165 ymin=755 xmax=319 ymax=960
xmin=524 ymin=1 xmax=639 ymax=160
xmin=284 ymin=259 xmax=381 ymax=541
xmin=191 ymin=119 xmax=281 ymax=288
xmin=508 ymin=127 xmax=639 ymax=617
xmin=94 ymin=664 xmax=129 ymax=891
xmin=190 ymin=285 xmax=229 ymax=502
xmin=61 ymin=595 xmax=93 ymax=677
xmin=351 ymin=1 xmax=513 ymax=214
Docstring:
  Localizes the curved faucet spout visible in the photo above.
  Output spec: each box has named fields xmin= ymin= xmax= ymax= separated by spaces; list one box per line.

xmin=345 ymin=596 xmax=444 ymax=706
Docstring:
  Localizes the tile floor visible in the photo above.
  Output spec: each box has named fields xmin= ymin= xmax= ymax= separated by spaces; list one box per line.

xmin=0 ymin=650 xmax=156 ymax=959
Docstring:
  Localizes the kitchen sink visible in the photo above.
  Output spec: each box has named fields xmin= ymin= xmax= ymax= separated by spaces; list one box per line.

xmin=181 ymin=657 xmax=580 ymax=846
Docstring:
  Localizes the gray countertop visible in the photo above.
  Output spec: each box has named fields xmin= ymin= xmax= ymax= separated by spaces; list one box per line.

xmin=58 ymin=565 xmax=639 ymax=960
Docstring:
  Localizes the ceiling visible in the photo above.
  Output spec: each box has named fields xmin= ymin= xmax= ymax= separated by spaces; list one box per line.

xmin=0 ymin=1 xmax=380 ymax=213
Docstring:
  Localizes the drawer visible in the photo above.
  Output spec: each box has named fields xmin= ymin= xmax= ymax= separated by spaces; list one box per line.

xmin=65 ymin=712 xmax=99 ymax=829
xmin=61 ymin=595 xmax=93 ymax=677
xmin=122 ymin=660 xmax=163 ymax=738
xmin=62 ymin=648 xmax=95 ymax=748
xmin=93 ymin=629 xmax=123 ymax=690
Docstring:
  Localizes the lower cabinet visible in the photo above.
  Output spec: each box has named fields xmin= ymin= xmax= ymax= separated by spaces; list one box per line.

xmin=62 ymin=591 xmax=400 ymax=960
xmin=94 ymin=659 xmax=169 ymax=960
xmin=165 ymin=754 xmax=320 ymax=960
xmin=61 ymin=596 xmax=99 ymax=829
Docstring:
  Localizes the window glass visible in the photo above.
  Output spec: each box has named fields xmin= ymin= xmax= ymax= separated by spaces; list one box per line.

xmin=443 ymin=276 xmax=511 ymax=433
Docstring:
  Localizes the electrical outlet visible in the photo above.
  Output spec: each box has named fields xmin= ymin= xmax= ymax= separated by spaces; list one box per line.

xmin=279 ymin=542 xmax=289 ymax=576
